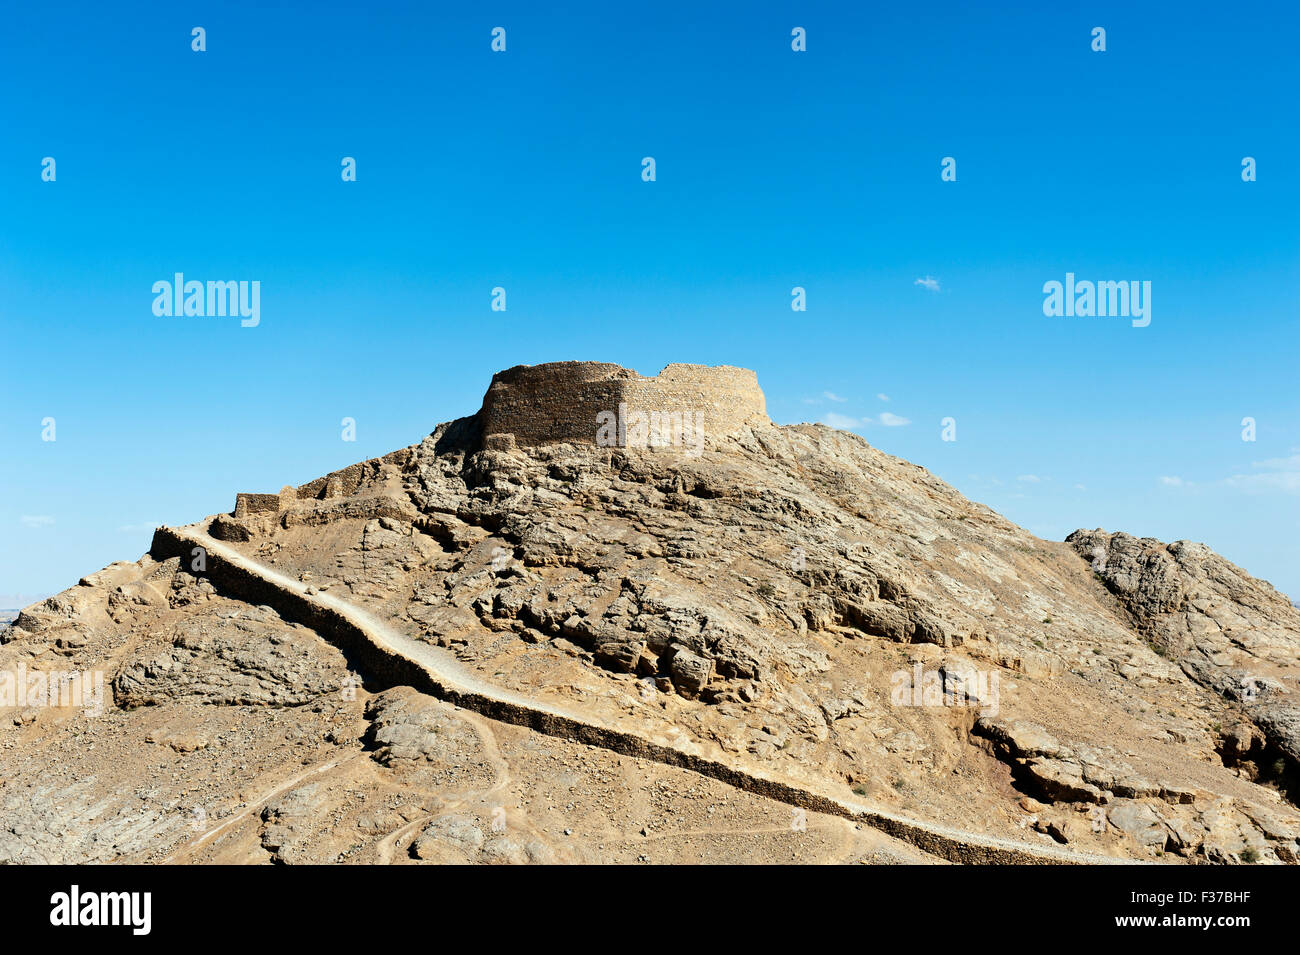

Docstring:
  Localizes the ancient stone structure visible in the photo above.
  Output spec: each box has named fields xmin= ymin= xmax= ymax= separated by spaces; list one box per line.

xmin=231 ymin=364 xmax=764 ymax=515
xmin=232 ymin=451 xmax=411 ymax=518
xmin=476 ymin=361 xmax=769 ymax=450
xmin=233 ymin=493 xmax=279 ymax=518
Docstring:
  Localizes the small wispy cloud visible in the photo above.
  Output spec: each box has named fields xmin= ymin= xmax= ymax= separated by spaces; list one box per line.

xmin=820 ymin=411 xmax=911 ymax=429
xmin=823 ymin=391 xmax=847 ymax=403
xmin=876 ymin=393 xmax=890 ymax=402
xmin=20 ymin=515 xmax=55 ymax=528
xmin=822 ymin=412 xmax=863 ymax=429
xmin=1016 ymin=474 xmax=1042 ymax=484
xmin=1233 ymin=473 xmax=1300 ymax=493
xmin=1225 ymin=454 xmax=1300 ymax=494
xmin=1248 ymin=453 xmax=1300 ymax=471
xmin=1159 ymin=475 xmax=1188 ymax=487
xmin=914 ymin=276 xmax=941 ymax=292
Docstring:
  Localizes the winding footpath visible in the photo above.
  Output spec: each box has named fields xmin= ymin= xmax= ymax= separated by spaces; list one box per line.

xmin=152 ymin=522 xmax=1132 ymax=865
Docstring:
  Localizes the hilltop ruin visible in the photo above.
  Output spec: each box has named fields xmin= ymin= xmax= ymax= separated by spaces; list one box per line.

xmin=235 ymin=361 xmax=768 ymax=514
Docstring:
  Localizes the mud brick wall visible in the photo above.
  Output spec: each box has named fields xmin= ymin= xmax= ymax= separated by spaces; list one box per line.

xmin=233 ymin=493 xmax=280 ymax=518
xmin=477 ymin=361 xmax=768 ymax=448
xmin=233 ymin=449 xmax=414 ymax=516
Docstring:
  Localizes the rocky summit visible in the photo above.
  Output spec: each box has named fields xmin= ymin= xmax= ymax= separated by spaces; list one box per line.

xmin=3 ymin=361 xmax=1298 ymax=865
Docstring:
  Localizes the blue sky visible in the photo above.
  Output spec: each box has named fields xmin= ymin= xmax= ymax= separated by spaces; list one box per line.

xmin=2 ymin=0 xmax=1297 ymax=604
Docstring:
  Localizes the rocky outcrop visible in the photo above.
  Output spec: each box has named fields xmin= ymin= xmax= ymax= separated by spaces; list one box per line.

xmin=362 ymin=687 xmax=497 ymax=790
xmin=113 ymin=602 xmax=350 ymax=708
xmin=1068 ymin=529 xmax=1300 ymax=775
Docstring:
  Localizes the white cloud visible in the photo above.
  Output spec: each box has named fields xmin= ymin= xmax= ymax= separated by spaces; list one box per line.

xmin=876 ymin=393 xmax=890 ymax=402
xmin=823 ymin=391 xmax=847 ymax=403
xmin=1248 ymin=453 xmax=1300 ymax=472
xmin=1225 ymin=470 xmax=1300 ymax=494
xmin=1159 ymin=475 xmax=1185 ymax=487
xmin=822 ymin=412 xmax=862 ymax=429
xmin=1016 ymin=474 xmax=1042 ymax=484
xmin=914 ymin=276 xmax=941 ymax=292
xmin=1215 ymin=453 xmax=1300 ymax=495
xmin=20 ymin=515 xmax=54 ymax=528
xmin=818 ymin=409 xmax=911 ymax=429
xmin=1074 ymin=483 xmax=1086 ymax=491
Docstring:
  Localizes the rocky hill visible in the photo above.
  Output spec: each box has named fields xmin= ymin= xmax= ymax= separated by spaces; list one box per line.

xmin=3 ymin=362 xmax=1297 ymax=865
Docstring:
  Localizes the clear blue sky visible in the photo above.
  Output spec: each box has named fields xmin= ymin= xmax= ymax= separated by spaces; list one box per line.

xmin=2 ymin=1 xmax=1297 ymax=605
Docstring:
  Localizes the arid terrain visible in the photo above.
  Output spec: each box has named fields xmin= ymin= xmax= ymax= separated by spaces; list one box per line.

xmin=3 ymin=362 xmax=1298 ymax=865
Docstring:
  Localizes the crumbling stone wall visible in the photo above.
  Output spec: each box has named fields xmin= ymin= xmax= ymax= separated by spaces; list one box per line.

xmin=296 ymin=462 xmax=373 ymax=501
xmin=477 ymin=361 xmax=768 ymax=449
xmin=232 ymin=449 xmax=411 ymax=517
xmin=233 ymin=494 xmax=280 ymax=518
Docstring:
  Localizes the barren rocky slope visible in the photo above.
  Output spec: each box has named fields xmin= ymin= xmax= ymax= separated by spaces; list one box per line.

xmin=3 ymin=362 xmax=1298 ymax=864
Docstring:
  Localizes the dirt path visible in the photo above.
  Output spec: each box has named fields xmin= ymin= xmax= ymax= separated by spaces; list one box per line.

xmin=372 ymin=711 xmax=517 ymax=864
xmin=164 ymin=754 xmax=360 ymax=863
xmin=152 ymin=522 xmax=1131 ymax=865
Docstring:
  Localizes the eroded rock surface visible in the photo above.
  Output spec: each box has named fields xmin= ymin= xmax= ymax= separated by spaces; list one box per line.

xmin=1069 ymin=529 xmax=1300 ymax=787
